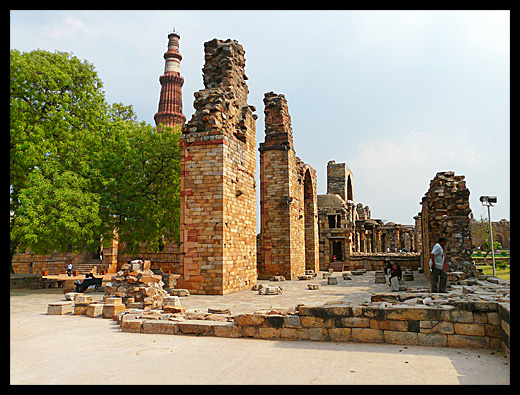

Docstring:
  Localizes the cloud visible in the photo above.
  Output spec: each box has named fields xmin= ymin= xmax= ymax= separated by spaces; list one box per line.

xmin=348 ymin=130 xmax=483 ymax=223
xmin=42 ymin=16 xmax=92 ymax=39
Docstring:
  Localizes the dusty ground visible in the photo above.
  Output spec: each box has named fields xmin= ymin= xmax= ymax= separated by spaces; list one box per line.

xmin=10 ymin=273 xmax=510 ymax=385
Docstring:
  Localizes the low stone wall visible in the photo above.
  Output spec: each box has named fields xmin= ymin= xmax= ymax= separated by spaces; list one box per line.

xmin=120 ymin=301 xmax=508 ymax=351
xmin=347 ymin=253 xmax=421 ymax=271
xmin=500 ymin=303 xmax=510 ymax=357
xmin=10 ymin=273 xmax=42 ymax=289
xmin=473 ymin=257 xmax=510 ymax=265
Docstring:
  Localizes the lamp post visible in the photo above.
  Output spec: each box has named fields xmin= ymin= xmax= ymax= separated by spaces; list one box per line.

xmin=479 ymin=196 xmax=497 ymax=277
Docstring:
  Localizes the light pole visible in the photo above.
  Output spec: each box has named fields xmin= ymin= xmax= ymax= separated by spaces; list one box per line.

xmin=479 ymin=195 xmax=497 ymax=277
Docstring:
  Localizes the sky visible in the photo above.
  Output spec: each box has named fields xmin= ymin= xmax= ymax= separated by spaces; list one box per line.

xmin=10 ymin=10 xmax=510 ymax=229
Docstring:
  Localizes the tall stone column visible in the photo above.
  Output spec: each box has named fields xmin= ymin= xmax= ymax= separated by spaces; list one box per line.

xmin=178 ymin=39 xmax=257 ymax=294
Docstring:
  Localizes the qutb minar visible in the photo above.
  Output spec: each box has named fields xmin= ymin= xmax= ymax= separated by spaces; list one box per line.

xmin=154 ymin=28 xmax=186 ymax=129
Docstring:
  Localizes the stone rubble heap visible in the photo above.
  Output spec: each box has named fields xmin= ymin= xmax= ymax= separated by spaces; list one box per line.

xmin=104 ymin=259 xmax=169 ymax=309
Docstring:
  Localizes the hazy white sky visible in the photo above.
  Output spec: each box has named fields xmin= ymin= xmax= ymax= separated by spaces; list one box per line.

xmin=10 ymin=10 xmax=510 ymax=227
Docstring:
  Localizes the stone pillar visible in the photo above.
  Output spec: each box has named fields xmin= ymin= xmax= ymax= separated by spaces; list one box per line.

xmin=178 ymin=39 xmax=257 ymax=294
xmin=259 ymin=92 xmax=304 ymax=279
xmin=419 ymin=171 xmax=477 ymax=278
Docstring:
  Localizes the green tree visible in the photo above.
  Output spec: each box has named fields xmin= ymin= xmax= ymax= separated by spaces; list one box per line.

xmin=481 ymin=240 xmax=503 ymax=260
xmin=10 ymin=49 xmax=181 ymax=273
xmin=93 ymin=104 xmax=181 ymax=254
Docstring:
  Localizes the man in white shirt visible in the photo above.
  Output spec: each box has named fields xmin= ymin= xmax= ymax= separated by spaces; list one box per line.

xmin=429 ymin=237 xmax=448 ymax=292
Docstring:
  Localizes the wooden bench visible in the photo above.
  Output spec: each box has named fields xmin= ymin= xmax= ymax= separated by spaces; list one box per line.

xmin=328 ymin=261 xmax=345 ymax=272
xmin=40 ymin=279 xmax=66 ymax=288
xmin=74 ymin=277 xmax=103 ymax=293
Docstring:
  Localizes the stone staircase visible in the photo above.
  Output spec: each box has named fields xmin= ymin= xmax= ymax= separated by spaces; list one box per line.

xmin=74 ymin=259 xmax=105 ymax=275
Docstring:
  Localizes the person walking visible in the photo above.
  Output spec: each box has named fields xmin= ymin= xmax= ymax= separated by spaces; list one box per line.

xmin=430 ymin=237 xmax=448 ymax=293
xmin=67 ymin=263 xmax=73 ymax=277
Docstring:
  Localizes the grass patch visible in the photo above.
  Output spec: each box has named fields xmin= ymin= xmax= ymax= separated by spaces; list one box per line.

xmin=479 ymin=264 xmax=510 ymax=281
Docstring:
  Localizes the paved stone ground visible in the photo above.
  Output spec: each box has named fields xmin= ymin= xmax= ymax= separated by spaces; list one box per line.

xmin=179 ymin=271 xmax=431 ymax=314
xmin=10 ymin=272 xmax=510 ymax=384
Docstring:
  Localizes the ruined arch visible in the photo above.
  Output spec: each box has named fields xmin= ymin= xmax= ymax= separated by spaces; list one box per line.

xmin=303 ymin=166 xmax=319 ymax=272
xmin=347 ymin=174 xmax=353 ymax=202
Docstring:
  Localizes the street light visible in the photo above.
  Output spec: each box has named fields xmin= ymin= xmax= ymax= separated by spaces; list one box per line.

xmin=479 ymin=195 xmax=497 ymax=277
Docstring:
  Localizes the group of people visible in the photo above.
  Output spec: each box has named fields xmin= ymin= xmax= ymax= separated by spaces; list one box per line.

xmin=383 ymin=237 xmax=449 ymax=293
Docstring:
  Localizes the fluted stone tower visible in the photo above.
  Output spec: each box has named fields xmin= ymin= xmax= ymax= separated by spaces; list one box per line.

xmin=154 ymin=28 xmax=186 ymax=129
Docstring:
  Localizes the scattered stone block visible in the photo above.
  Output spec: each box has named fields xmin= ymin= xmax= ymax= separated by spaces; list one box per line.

xmin=47 ymin=301 xmax=73 ymax=315
xmin=164 ymin=306 xmax=185 ymax=314
xmin=207 ymin=308 xmax=231 ymax=314
xmin=351 ymin=269 xmax=366 ymax=275
xmin=75 ymin=295 xmax=92 ymax=304
xmin=170 ymin=289 xmax=190 ymax=297
xmin=64 ymin=292 xmax=83 ymax=301
xmin=163 ymin=296 xmax=181 ymax=308
xmin=258 ymin=286 xmax=283 ymax=295
xmin=328 ymin=277 xmax=338 ymax=285
xmin=74 ymin=304 xmax=90 ymax=315
xmin=102 ymin=303 xmax=126 ymax=319
xmin=298 ymin=275 xmax=312 ymax=280
xmin=308 ymin=284 xmax=321 ymax=290
xmin=104 ymin=297 xmax=122 ymax=305
xmin=86 ymin=303 xmax=104 ymax=318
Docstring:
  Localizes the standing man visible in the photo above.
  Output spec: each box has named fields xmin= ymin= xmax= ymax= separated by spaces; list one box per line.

xmin=430 ymin=237 xmax=448 ymax=293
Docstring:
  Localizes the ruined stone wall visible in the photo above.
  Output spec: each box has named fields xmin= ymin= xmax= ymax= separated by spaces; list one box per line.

xmin=121 ymin=300 xmax=508 ymax=352
xmin=327 ymin=161 xmax=354 ymax=203
xmin=178 ymin=39 xmax=257 ymax=294
xmin=470 ymin=218 xmax=510 ymax=249
xmin=258 ymin=92 xmax=318 ymax=279
xmin=419 ymin=171 xmax=476 ymax=278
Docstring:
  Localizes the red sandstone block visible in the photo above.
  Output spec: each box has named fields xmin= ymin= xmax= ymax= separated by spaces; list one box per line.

xmin=189 ymin=275 xmax=205 ymax=282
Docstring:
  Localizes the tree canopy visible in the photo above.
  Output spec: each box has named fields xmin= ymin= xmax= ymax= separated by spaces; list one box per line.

xmin=10 ymin=49 xmax=181 ymax=272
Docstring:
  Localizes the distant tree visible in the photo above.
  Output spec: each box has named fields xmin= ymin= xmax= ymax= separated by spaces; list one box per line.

xmin=10 ymin=49 xmax=181 ymax=273
xmin=481 ymin=240 xmax=503 ymax=260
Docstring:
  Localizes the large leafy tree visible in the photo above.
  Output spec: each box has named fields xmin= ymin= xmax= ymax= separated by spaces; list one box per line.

xmin=10 ymin=49 xmax=181 ymax=273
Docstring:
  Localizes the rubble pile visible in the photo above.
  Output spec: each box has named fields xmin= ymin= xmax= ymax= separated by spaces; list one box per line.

xmin=104 ymin=259 xmax=169 ymax=309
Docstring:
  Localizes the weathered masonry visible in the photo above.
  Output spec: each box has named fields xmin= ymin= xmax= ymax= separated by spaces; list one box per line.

xmin=258 ymin=92 xmax=319 ymax=279
xmin=416 ymin=171 xmax=477 ymax=278
xmin=177 ymin=39 xmax=258 ymax=295
xmin=120 ymin=301 xmax=510 ymax=356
